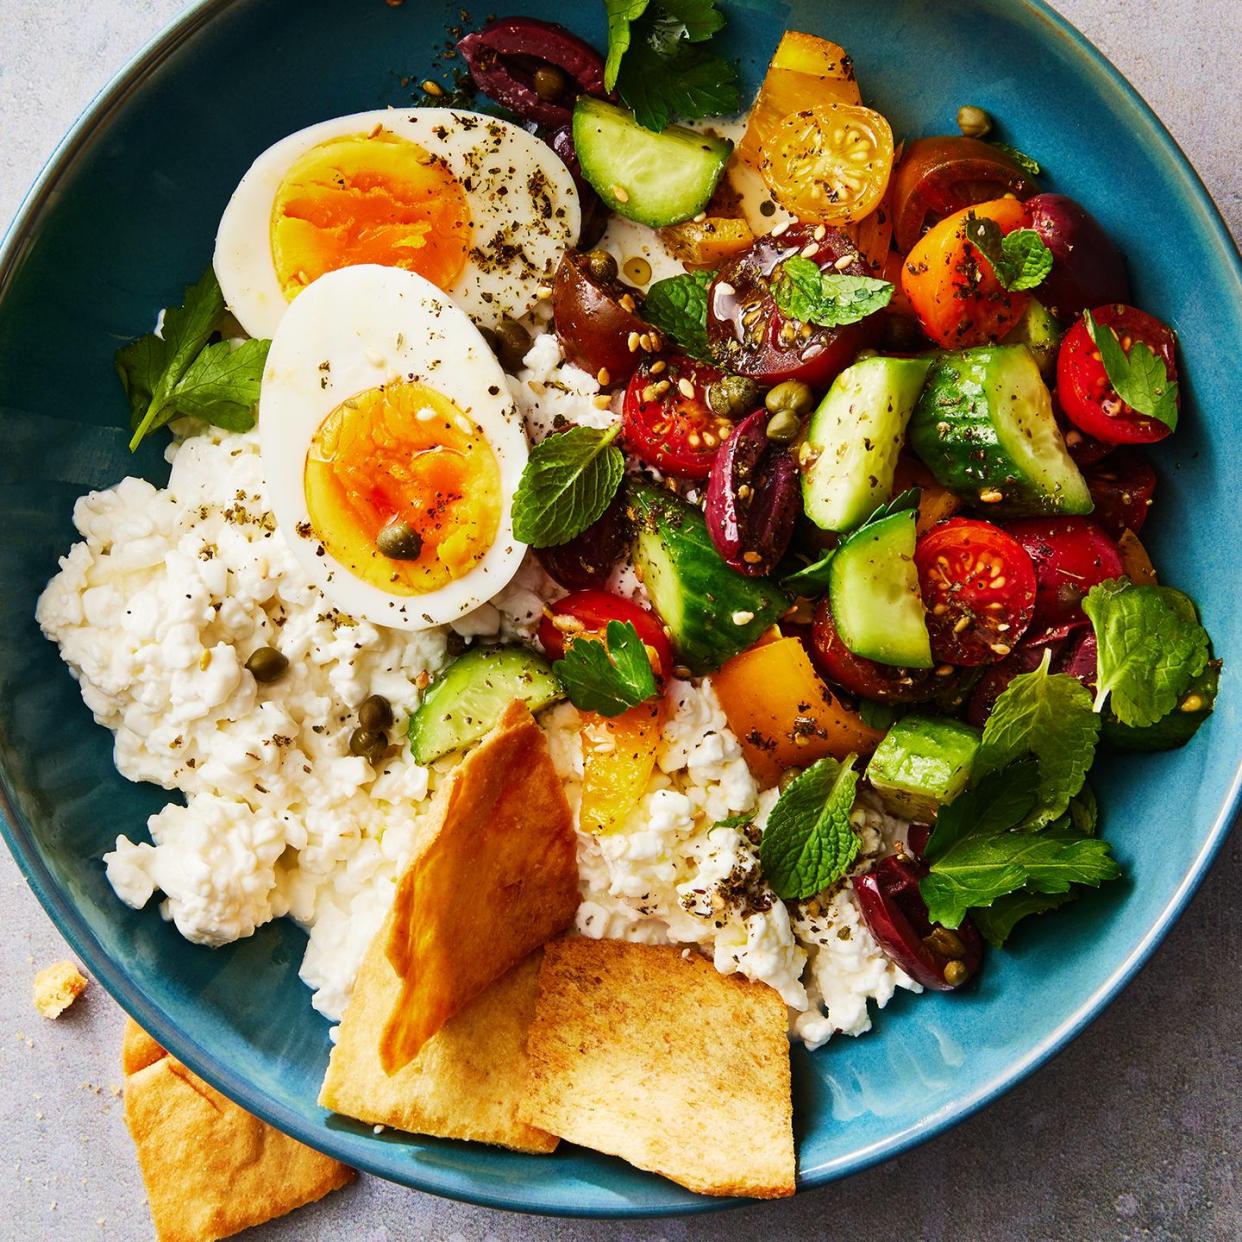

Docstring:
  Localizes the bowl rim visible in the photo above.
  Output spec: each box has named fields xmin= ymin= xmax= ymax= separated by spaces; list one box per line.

xmin=1 ymin=0 xmax=1239 ymax=1219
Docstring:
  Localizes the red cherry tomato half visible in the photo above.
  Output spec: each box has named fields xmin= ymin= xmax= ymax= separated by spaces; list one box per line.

xmin=621 ymin=355 xmax=732 ymax=480
xmin=810 ymin=596 xmax=945 ymax=703
xmin=1004 ymin=516 xmax=1124 ymax=630
xmin=1057 ymin=304 xmax=1178 ymax=444
xmin=537 ymin=589 xmax=674 ymax=680
xmin=914 ymin=518 xmax=1037 ymax=666
xmin=1083 ymin=449 xmax=1157 ymax=537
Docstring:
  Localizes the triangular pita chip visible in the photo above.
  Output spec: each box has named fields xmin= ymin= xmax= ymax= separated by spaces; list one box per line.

xmin=380 ymin=700 xmax=578 ymax=1072
xmin=520 ymin=938 xmax=795 ymax=1199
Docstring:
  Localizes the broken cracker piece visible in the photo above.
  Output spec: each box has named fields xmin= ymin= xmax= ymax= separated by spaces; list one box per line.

xmin=520 ymin=938 xmax=796 ymax=1199
xmin=321 ymin=927 xmax=555 ymax=1154
xmin=121 ymin=1017 xmax=167 ymax=1076
xmin=33 ymin=959 xmax=87 ymax=1019
xmin=123 ymin=1032 xmax=353 ymax=1242
xmin=380 ymin=701 xmax=578 ymax=1072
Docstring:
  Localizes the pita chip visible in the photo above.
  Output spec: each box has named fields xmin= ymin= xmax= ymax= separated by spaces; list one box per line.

xmin=520 ymin=938 xmax=796 ymax=1199
xmin=380 ymin=700 xmax=578 ymax=1072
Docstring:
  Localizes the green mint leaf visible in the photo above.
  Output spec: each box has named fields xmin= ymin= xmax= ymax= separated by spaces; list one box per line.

xmin=991 ymin=142 xmax=1041 ymax=177
xmin=858 ymin=699 xmax=906 ymax=732
xmin=163 ymin=337 xmax=270 ymax=432
xmin=603 ymin=0 xmax=651 ymax=91
xmin=759 ymin=755 xmax=860 ymax=900
xmin=963 ymin=216 xmax=1052 ymax=292
xmin=971 ymin=889 xmax=1075 ymax=948
xmin=553 ymin=619 xmax=658 ymax=716
xmin=780 ymin=547 xmax=835 ymax=596
xmin=511 ymin=424 xmax=624 ymax=548
xmin=924 ymin=759 xmax=1041 ymax=863
xmin=1084 ymin=579 xmax=1210 ymax=727
xmin=711 ymin=812 xmax=754 ymax=833
xmin=852 ymin=486 xmax=920 ymax=534
xmin=973 ymin=651 xmax=1100 ymax=827
xmin=771 ymin=256 xmax=893 ymax=327
xmin=1084 ymin=311 xmax=1180 ymax=430
xmin=642 ymin=271 xmax=713 ymax=360
xmin=617 ymin=32 xmax=740 ymax=131
xmin=123 ymin=267 xmax=229 ymax=450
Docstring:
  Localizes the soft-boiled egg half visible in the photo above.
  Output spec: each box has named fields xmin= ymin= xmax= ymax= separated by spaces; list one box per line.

xmin=216 ymin=108 xmax=579 ymax=338
xmin=261 ymin=264 xmax=527 ymax=629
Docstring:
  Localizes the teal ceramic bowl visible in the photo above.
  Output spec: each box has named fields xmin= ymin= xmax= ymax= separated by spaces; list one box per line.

xmin=0 ymin=0 xmax=1238 ymax=1217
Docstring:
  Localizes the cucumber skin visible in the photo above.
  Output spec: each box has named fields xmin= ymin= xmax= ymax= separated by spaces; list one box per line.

xmin=1002 ymin=299 xmax=1064 ymax=377
xmin=573 ymin=98 xmax=732 ymax=228
xmin=407 ymin=645 xmax=562 ymax=763
xmin=803 ymin=356 xmax=934 ymax=532
xmin=909 ymin=345 xmax=1092 ymax=516
xmin=630 ymin=486 xmax=787 ymax=675
xmin=866 ymin=715 xmax=981 ymax=821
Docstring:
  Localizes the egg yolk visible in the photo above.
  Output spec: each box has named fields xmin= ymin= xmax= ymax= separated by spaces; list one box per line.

xmin=271 ymin=130 xmax=472 ymax=300
xmin=304 ymin=380 xmax=501 ymax=596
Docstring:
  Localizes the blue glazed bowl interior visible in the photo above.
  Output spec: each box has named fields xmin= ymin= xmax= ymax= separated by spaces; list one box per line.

xmin=0 ymin=0 xmax=1238 ymax=1217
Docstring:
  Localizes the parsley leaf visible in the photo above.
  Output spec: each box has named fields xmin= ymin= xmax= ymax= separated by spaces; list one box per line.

xmin=553 ymin=620 xmax=658 ymax=716
xmin=1083 ymin=579 xmax=1210 ymax=726
xmin=1084 ymin=311 xmax=1180 ymax=430
xmin=117 ymin=267 xmax=269 ymax=450
xmin=616 ymin=32 xmax=740 ymax=132
xmin=973 ymin=651 xmax=1100 ymax=827
xmin=971 ymin=889 xmax=1075 ymax=948
xmin=603 ymin=0 xmax=651 ymax=91
xmin=649 ymin=0 xmax=726 ymax=45
xmin=759 ymin=754 xmax=860 ymax=900
xmin=642 ymin=271 xmax=713 ymax=360
xmin=511 ymin=425 xmax=624 ymax=548
xmin=962 ymin=216 xmax=1053 ymax=292
xmin=771 ymin=256 xmax=893 ymax=327
xmin=991 ymin=142 xmax=1041 ymax=177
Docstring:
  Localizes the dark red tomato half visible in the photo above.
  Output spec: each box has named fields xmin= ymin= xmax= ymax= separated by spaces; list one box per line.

xmin=621 ymin=355 xmax=732 ymax=479
xmin=1083 ymin=449 xmax=1157 ymax=537
xmin=537 ymin=589 xmax=674 ymax=680
xmin=1057 ymin=304 xmax=1178 ymax=444
xmin=706 ymin=224 xmax=879 ymax=387
xmin=810 ymin=596 xmax=944 ymax=703
xmin=1005 ymin=516 xmax=1124 ymax=630
xmin=914 ymin=518 xmax=1037 ymax=666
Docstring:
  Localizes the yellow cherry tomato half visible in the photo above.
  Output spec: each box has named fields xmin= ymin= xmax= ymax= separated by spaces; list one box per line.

xmin=760 ymin=103 xmax=895 ymax=225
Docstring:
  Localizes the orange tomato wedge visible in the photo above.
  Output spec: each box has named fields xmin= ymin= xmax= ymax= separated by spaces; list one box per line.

xmin=761 ymin=103 xmax=895 ymax=225
xmin=658 ymin=216 xmax=756 ymax=270
xmin=738 ymin=32 xmax=862 ymax=170
xmin=578 ymin=698 xmax=666 ymax=835
xmin=711 ymin=636 xmax=882 ymax=788
xmin=892 ymin=453 xmax=962 ymax=534
xmin=1118 ymin=528 xmax=1157 ymax=585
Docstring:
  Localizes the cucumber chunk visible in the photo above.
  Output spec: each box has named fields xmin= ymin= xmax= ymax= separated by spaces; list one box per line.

xmin=828 ymin=509 xmax=932 ymax=668
xmin=408 ymin=645 xmax=563 ymax=763
xmin=802 ymin=356 xmax=933 ymax=532
xmin=909 ymin=344 xmax=1092 ymax=516
xmin=866 ymin=715 xmax=981 ymax=820
xmin=630 ymin=485 xmax=787 ymax=674
xmin=573 ymin=97 xmax=732 ymax=228
xmin=1002 ymin=298 xmax=1064 ymax=377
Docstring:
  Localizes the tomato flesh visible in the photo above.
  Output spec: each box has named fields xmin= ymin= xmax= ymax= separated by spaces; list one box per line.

xmin=1056 ymin=304 xmax=1178 ymax=445
xmin=1004 ymin=517 xmax=1124 ymax=630
xmin=706 ymin=224 xmax=879 ymax=387
xmin=914 ymin=518 xmax=1036 ymax=666
xmin=1083 ymin=449 xmax=1157 ymax=537
xmin=537 ymin=589 xmax=674 ymax=680
xmin=621 ymin=355 xmax=732 ymax=480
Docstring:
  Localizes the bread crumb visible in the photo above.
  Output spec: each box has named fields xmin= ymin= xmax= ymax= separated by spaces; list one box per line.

xmin=33 ymin=961 xmax=87 ymax=1019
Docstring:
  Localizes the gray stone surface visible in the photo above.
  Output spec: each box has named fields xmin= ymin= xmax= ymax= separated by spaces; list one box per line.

xmin=0 ymin=1 xmax=1238 ymax=1238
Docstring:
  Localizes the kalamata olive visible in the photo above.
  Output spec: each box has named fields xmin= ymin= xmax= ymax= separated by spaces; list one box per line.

xmin=543 ymin=124 xmax=607 ymax=249
xmin=245 ymin=646 xmax=288 ymax=684
xmin=552 ymin=250 xmax=649 ymax=380
xmin=376 ymin=519 xmax=423 ymax=560
xmin=535 ymin=492 xmax=628 ymax=589
xmin=854 ymin=855 xmax=984 ymax=991
xmin=1005 ymin=516 xmax=1124 ymax=630
xmin=358 ymin=694 xmax=394 ymax=732
xmin=1083 ymin=449 xmax=1157 ymax=537
xmin=457 ymin=17 xmax=606 ymax=127
xmin=1026 ymin=193 xmax=1130 ymax=320
xmin=704 ymin=407 xmax=800 ymax=576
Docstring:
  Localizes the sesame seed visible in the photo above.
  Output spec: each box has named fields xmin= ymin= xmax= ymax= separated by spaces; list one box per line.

xmin=813 ymin=224 xmax=827 ymax=240
xmin=834 ymin=253 xmax=856 ymax=270
xmin=638 ymin=332 xmax=653 ymax=352
xmin=421 ymin=80 xmax=444 ymax=97
xmin=677 ymin=377 xmax=695 ymax=399
xmin=742 ymin=551 xmax=763 ymax=565
xmin=593 ymin=394 xmax=612 ymax=410
xmin=596 ymin=367 xmax=611 ymax=386
xmin=800 ymin=243 xmax=819 ymax=259
xmin=771 ymin=221 xmax=791 ymax=237
xmin=612 ymin=184 xmax=630 ymax=203
xmin=953 ymin=615 xmax=971 ymax=634
xmin=731 ymin=610 xmax=755 ymax=625
xmin=627 ymin=331 xmax=641 ymax=352
xmin=693 ymin=211 xmax=708 ymax=223
xmin=619 ymin=293 xmax=637 ymax=313
xmin=935 ymin=664 xmax=955 ymax=677
xmin=979 ymin=487 xmax=1004 ymax=503
xmin=536 ymin=285 xmax=553 ymax=300
xmin=990 ymin=642 xmax=1012 ymax=656
xmin=649 ymin=359 xmax=666 ymax=374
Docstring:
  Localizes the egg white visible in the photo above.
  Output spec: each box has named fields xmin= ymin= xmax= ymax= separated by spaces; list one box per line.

xmin=260 ymin=264 xmax=528 ymax=630
xmin=215 ymin=107 xmax=580 ymax=339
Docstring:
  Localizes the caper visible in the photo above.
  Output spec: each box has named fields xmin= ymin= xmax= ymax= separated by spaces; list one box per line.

xmin=533 ymin=64 xmax=569 ymax=103
xmin=349 ymin=726 xmax=387 ymax=761
xmin=765 ymin=380 xmax=815 ymax=417
xmin=492 ymin=316 xmax=531 ymax=372
xmin=245 ymin=646 xmax=288 ymax=684
xmin=943 ymin=959 xmax=970 ymax=987
xmin=956 ymin=104 xmax=993 ymax=138
xmin=358 ymin=694 xmax=394 ymax=731
xmin=706 ymin=374 xmax=761 ymax=419
xmin=924 ymin=926 xmax=967 ymax=959
xmin=584 ymin=248 xmax=618 ymax=283
xmin=764 ymin=409 xmax=801 ymax=442
xmin=376 ymin=520 xmax=423 ymax=560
